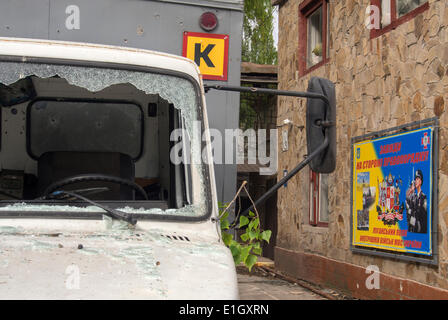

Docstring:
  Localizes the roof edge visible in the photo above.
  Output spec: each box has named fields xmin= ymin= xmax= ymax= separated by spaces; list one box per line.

xmin=271 ymin=0 xmax=288 ymax=6
xmin=154 ymin=0 xmax=244 ymax=11
xmin=0 ymin=37 xmax=202 ymax=83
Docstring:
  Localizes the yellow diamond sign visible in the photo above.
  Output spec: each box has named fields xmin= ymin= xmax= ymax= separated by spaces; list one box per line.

xmin=182 ymin=31 xmax=229 ymax=81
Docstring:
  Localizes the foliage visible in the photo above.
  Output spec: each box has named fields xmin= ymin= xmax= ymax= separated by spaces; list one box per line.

xmin=239 ymin=97 xmax=257 ymax=131
xmin=242 ymin=0 xmax=278 ymax=65
xmin=240 ymin=0 xmax=278 ymax=130
xmin=225 ymin=1 xmax=276 ymax=270
xmin=219 ymin=201 xmax=272 ymax=272
xmin=239 ymin=83 xmax=277 ymax=130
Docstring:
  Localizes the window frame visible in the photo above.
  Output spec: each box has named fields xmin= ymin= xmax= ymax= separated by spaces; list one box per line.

xmin=309 ymin=170 xmax=329 ymax=227
xmin=298 ymin=0 xmax=330 ymax=77
xmin=370 ymin=0 xmax=429 ymax=39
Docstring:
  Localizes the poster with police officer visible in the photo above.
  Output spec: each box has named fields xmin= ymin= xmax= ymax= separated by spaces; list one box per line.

xmin=352 ymin=126 xmax=434 ymax=257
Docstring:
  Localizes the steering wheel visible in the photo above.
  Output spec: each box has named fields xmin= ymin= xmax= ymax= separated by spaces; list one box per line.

xmin=43 ymin=174 xmax=148 ymax=200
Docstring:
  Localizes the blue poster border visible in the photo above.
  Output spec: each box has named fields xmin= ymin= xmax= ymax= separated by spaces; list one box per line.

xmin=350 ymin=118 xmax=439 ymax=266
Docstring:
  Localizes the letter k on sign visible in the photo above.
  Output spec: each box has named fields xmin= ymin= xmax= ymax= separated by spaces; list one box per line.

xmin=195 ymin=43 xmax=215 ymax=67
xmin=183 ymin=31 xmax=229 ymax=81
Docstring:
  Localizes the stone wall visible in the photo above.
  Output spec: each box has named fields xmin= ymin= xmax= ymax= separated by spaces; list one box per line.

xmin=276 ymin=0 xmax=448 ymax=295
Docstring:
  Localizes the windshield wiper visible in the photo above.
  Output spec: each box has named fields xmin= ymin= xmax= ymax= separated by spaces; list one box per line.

xmin=48 ymin=190 xmax=137 ymax=225
xmin=51 ymin=187 xmax=110 ymax=200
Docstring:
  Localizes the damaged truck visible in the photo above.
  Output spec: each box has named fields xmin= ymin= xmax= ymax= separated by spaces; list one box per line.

xmin=0 ymin=37 xmax=336 ymax=299
xmin=0 ymin=37 xmax=238 ymax=299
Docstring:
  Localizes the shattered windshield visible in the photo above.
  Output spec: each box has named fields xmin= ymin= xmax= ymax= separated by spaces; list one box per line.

xmin=0 ymin=60 xmax=208 ymax=219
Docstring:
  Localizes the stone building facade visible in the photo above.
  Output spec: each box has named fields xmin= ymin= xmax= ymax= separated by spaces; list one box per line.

xmin=273 ymin=0 xmax=448 ymax=299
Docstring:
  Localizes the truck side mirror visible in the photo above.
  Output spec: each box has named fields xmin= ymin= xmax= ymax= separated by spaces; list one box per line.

xmin=306 ymin=77 xmax=336 ymax=173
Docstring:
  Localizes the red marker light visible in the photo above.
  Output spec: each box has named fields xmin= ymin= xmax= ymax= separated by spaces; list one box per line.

xmin=199 ymin=12 xmax=218 ymax=31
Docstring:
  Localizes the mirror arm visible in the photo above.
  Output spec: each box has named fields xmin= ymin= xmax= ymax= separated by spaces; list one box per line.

xmin=204 ymin=84 xmax=332 ymax=132
xmin=204 ymin=84 xmax=330 ymax=106
xmin=204 ymin=84 xmax=333 ymax=225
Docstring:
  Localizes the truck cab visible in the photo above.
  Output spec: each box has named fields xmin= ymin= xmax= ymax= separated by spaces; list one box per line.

xmin=0 ymin=37 xmax=238 ymax=299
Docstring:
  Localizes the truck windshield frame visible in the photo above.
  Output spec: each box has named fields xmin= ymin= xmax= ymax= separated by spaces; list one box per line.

xmin=0 ymin=56 xmax=212 ymax=223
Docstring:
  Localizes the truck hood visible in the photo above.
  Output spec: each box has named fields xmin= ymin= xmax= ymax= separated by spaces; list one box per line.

xmin=0 ymin=224 xmax=238 ymax=300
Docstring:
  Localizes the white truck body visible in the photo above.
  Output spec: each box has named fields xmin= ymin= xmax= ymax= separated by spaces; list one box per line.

xmin=0 ymin=37 xmax=238 ymax=299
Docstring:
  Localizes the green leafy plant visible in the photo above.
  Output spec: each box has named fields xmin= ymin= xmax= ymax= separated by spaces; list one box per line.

xmin=312 ymin=43 xmax=323 ymax=57
xmin=242 ymin=0 xmax=277 ymax=65
xmin=218 ymin=182 xmax=272 ymax=271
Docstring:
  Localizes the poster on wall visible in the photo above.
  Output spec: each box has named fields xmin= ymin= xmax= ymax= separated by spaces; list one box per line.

xmin=352 ymin=126 xmax=434 ymax=257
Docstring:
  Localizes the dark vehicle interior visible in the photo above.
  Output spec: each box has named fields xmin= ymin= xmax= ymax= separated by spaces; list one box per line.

xmin=0 ymin=75 xmax=192 ymax=210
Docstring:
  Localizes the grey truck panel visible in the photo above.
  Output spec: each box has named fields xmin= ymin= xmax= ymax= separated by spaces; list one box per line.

xmin=0 ymin=0 xmax=242 ymax=203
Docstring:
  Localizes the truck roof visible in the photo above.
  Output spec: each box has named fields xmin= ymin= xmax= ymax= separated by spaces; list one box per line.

xmin=154 ymin=0 xmax=244 ymax=11
xmin=0 ymin=37 xmax=202 ymax=83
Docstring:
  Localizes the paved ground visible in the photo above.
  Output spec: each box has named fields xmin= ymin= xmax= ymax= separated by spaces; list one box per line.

xmin=237 ymin=270 xmax=326 ymax=300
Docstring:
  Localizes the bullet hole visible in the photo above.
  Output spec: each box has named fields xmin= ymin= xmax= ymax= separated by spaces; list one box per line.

xmin=338 ymin=215 xmax=344 ymax=228
xmin=137 ymin=26 xmax=144 ymax=36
